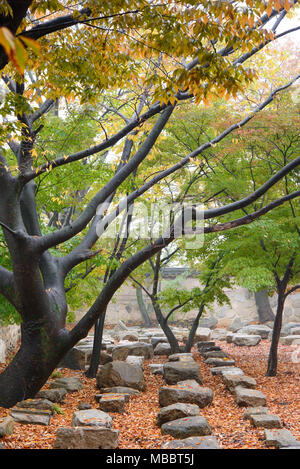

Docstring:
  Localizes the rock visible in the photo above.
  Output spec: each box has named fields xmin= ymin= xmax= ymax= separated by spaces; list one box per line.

xmin=226 ymin=333 xmax=234 ymax=344
xmin=168 ymin=353 xmax=194 ymax=362
xmin=264 ymin=429 xmax=300 ymax=448
xmin=72 ymin=409 xmax=112 ymax=428
xmin=156 ymin=403 xmax=200 ymax=426
xmin=232 ymin=334 xmax=261 ymax=346
xmin=36 ymin=388 xmax=67 ymax=403
xmin=161 ymin=416 xmax=212 ymax=439
xmin=78 ymin=402 xmax=92 ymax=410
xmin=154 ymin=342 xmax=172 ymax=356
xmin=280 ymin=335 xmax=300 ymax=345
xmin=118 ymin=331 xmax=139 ymax=342
xmin=0 ymin=339 xmax=6 ymax=363
xmin=196 ymin=341 xmax=215 ymax=350
xmin=281 ymin=322 xmax=300 ymax=336
xmin=210 ymin=366 xmax=244 ymax=376
xmin=98 ymin=394 xmax=126 ymax=413
xmin=59 ymin=345 xmax=92 ymax=370
xmin=243 ymin=407 xmax=269 ymax=420
xmin=204 ymin=357 xmax=236 ymax=367
xmin=99 ymin=351 xmax=113 ymax=365
xmin=49 ymin=376 xmax=83 ymax=392
xmin=222 ymin=374 xmax=257 ymax=392
xmin=194 ymin=327 xmax=211 ymax=342
xmin=125 ymin=355 xmax=144 ymax=367
xmin=228 ymin=317 xmax=247 ymax=333
xmin=100 ymin=386 xmax=140 ymax=396
xmin=202 ymin=350 xmax=229 ymax=359
xmin=161 ymin=435 xmax=220 ymax=449
xmin=15 ymin=398 xmax=55 ymax=414
xmin=112 ymin=342 xmax=153 ymax=361
xmin=234 ymin=386 xmax=267 ymax=407
xmin=10 ymin=407 xmax=52 ymax=425
xmin=54 ymin=426 xmax=119 ymax=449
xmin=96 ymin=361 xmax=146 ymax=391
xmin=237 ymin=325 xmax=272 ymax=339
xmin=0 ymin=416 xmax=15 ymax=437
xmin=159 ymin=380 xmax=213 ymax=408
xmin=211 ymin=329 xmax=228 ymax=341
xmin=250 ymin=413 xmax=282 ymax=429
xmin=149 ymin=364 xmax=164 ymax=375
xmin=290 ymin=327 xmax=300 ymax=335
xmin=198 ymin=316 xmax=218 ymax=329
xmin=150 ymin=337 xmax=168 ymax=348
xmin=163 ymin=361 xmax=202 ymax=385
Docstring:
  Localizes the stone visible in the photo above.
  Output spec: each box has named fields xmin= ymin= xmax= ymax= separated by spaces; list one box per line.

xmin=228 ymin=317 xmax=247 ymax=333
xmin=78 ymin=402 xmax=92 ymax=410
xmin=202 ymin=350 xmax=229 ymax=359
xmin=149 ymin=364 xmax=164 ymax=375
xmin=198 ymin=316 xmax=218 ymax=329
xmin=112 ymin=342 xmax=153 ymax=360
xmin=290 ymin=327 xmax=300 ymax=335
xmin=125 ymin=355 xmax=144 ymax=367
xmin=194 ymin=327 xmax=211 ymax=341
xmin=196 ymin=341 xmax=215 ymax=350
xmin=163 ymin=361 xmax=202 ymax=385
xmin=222 ymin=374 xmax=257 ymax=392
xmin=154 ymin=342 xmax=172 ymax=356
xmin=237 ymin=325 xmax=272 ymax=339
xmin=54 ymin=426 xmax=119 ymax=449
xmin=205 ymin=357 xmax=236 ymax=367
xmin=281 ymin=322 xmax=300 ymax=336
xmin=232 ymin=334 xmax=261 ymax=347
xmin=168 ymin=353 xmax=194 ymax=362
xmin=10 ymin=407 xmax=52 ymax=425
xmin=36 ymin=388 xmax=67 ymax=403
xmin=0 ymin=416 xmax=15 ymax=437
xmin=100 ymin=386 xmax=140 ymax=396
xmin=264 ymin=429 xmax=300 ymax=448
xmin=15 ymin=398 xmax=55 ymax=414
xmin=99 ymin=351 xmax=113 ymax=365
xmin=150 ymin=337 xmax=168 ymax=348
xmin=243 ymin=407 xmax=269 ymax=420
xmin=96 ymin=361 xmax=146 ymax=391
xmin=234 ymin=386 xmax=267 ymax=407
xmin=49 ymin=376 xmax=83 ymax=392
xmin=211 ymin=329 xmax=228 ymax=341
xmin=210 ymin=366 xmax=244 ymax=376
xmin=280 ymin=335 xmax=300 ymax=345
xmin=59 ymin=345 xmax=92 ymax=370
xmin=118 ymin=331 xmax=139 ymax=342
xmin=161 ymin=416 xmax=212 ymax=439
xmin=161 ymin=435 xmax=220 ymax=449
xmin=156 ymin=403 xmax=200 ymax=426
xmin=98 ymin=394 xmax=126 ymax=413
xmin=72 ymin=409 xmax=112 ymax=428
xmin=159 ymin=380 xmax=213 ymax=408
xmin=226 ymin=333 xmax=234 ymax=344
xmin=250 ymin=413 xmax=282 ymax=429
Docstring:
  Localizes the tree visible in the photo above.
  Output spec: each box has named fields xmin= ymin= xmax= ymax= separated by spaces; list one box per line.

xmin=0 ymin=1 xmax=299 ymax=407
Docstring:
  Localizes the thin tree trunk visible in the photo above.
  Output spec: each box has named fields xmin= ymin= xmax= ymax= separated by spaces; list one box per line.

xmin=85 ymin=310 xmax=106 ymax=378
xmin=266 ymin=290 xmax=285 ymax=376
xmin=184 ymin=302 xmax=205 ymax=352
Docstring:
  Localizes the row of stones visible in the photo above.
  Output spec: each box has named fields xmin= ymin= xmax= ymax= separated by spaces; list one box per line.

xmin=197 ymin=340 xmax=300 ymax=449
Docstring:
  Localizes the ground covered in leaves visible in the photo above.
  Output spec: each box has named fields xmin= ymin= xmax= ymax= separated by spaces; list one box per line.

xmin=0 ymin=340 xmax=299 ymax=449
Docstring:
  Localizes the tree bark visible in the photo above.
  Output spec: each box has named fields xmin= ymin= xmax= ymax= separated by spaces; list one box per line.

xmin=0 ymin=319 xmax=69 ymax=408
xmin=184 ymin=303 xmax=204 ymax=352
xmin=136 ymin=287 xmax=152 ymax=327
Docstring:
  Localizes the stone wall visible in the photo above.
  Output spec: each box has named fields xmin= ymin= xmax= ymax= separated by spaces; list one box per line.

xmin=74 ymin=278 xmax=300 ymax=326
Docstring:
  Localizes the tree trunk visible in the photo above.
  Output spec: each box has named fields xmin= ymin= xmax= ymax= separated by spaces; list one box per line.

xmin=184 ymin=303 xmax=204 ymax=352
xmin=136 ymin=287 xmax=152 ymax=327
xmin=255 ymin=290 xmax=275 ymax=323
xmin=152 ymin=301 xmax=180 ymax=353
xmin=85 ymin=310 xmax=106 ymax=378
xmin=266 ymin=291 xmax=285 ymax=377
xmin=0 ymin=320 xmax=69 ymax=408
